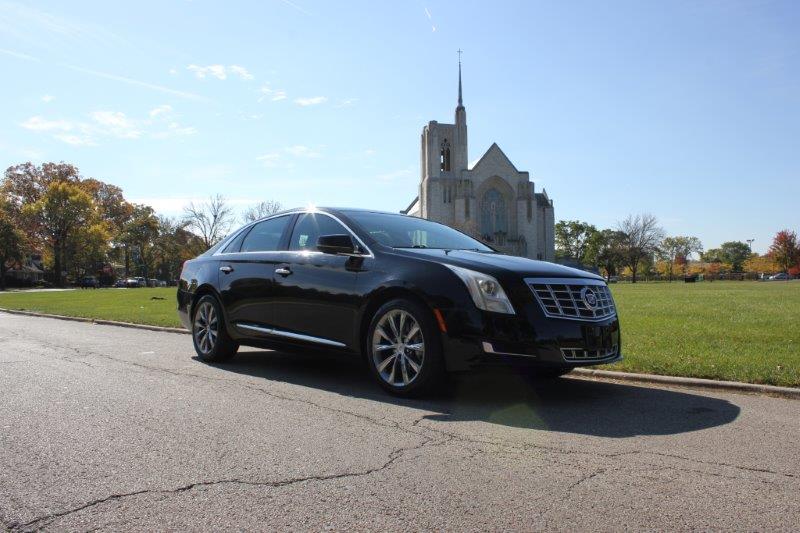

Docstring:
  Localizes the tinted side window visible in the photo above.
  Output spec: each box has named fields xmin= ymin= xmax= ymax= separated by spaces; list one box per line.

xmin=221 ymin=227 xmax=250 ymax=253
xmin=240 ymin=216 xmax=291 ymax=252
xmin=289 ymin=214 xmax=349 ymax=251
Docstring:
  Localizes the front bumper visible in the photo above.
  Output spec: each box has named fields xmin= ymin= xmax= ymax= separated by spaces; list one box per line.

xmin=438 ymin=295 xmax=622 ymax=371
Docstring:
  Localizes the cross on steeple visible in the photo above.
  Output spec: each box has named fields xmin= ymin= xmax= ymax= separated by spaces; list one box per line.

xmin=457 ymin=49 xmax=463 ymax=107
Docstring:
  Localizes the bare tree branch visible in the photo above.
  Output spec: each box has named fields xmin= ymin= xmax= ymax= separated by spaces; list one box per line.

xmin=617 ymin=213 xmax=665 ymax=283
xmin=241 ymin=200 xmax=283 ymax=224
xmin=182 ymin=194 xmax=234 ymax=249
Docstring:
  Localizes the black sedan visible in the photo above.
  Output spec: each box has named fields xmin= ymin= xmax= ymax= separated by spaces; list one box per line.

xmin=178 ymin=207 xmax=621 ymax=395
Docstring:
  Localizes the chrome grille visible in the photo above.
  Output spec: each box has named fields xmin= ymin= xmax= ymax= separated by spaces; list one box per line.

xmin=561 ymin=345 xmax=619 ymax=362
xmin=526 ymin=277 xmax=616 ymax=321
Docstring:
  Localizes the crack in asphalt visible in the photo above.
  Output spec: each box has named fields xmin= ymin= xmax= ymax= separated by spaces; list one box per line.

xmin=10 ymin=436 xmax=444 ymax=531
xmin=15 ymin=329 xmax=800 ymax=484
xmin=4 ymin=317 xmax=800 ymax=530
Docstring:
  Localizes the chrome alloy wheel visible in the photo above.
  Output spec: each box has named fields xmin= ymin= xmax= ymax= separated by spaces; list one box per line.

xmin=372 ymin=309 xmax=425 ymax=387
xmin=193 ymin=301 xmax=218 ymax=355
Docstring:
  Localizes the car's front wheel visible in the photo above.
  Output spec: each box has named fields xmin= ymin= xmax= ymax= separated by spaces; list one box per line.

xmin=192 ymin=295 xmax=238 ymax=363
xmin=366 ymin=298 xmax=443 ymax=396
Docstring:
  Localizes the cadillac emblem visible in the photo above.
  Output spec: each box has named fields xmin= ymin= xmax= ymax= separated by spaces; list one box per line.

xmin=580 ymin=287 xmax=598 ymax=309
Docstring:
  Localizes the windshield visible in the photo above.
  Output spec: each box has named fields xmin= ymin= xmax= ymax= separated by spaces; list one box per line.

xmin=344 ymin=211 xmax=493 ymax=252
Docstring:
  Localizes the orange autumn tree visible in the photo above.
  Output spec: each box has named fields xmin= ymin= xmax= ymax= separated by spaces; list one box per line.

xmin=768 ymin=230 xmax=799 ymax=274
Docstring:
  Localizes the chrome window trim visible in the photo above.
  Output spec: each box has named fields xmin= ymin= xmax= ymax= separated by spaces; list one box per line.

xmin=212 ymin=210 xmax=374 ymax=258
xmin=525 ymin=277 xmax=617 ymax=322
xmin=236 ymin=323 xmax=347 ymax=348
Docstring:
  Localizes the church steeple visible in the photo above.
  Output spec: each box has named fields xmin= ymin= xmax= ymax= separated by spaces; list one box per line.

xmin=457 ymin=49 xmax=464 ymax=108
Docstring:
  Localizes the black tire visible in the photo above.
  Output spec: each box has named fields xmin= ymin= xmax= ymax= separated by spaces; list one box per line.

xmin=191 ymin=295 xmax=238 ymax=363
xmin=531 ymin=366 xmax=573 ymax=379
xmin=366 ymin=298 xmax=444 ymax=397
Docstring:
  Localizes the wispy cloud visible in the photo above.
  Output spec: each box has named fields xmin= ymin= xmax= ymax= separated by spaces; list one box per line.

xmin=258 ymin=83 xmax=287 ymax=102
xmin=187 ymin=64 xmax=254 ymax=81
xmin=149 ymin=104 xmax=173 ymax=118
xmin=377 ymin=168 xmax=414 ymax=182
xmin=256 ymin=145 xmax=323 ymax=167
xmin=64 ymin=64 xmax=206 ymax=101
xmin=278 ymin=0 xmax=312 ymax=16
xmin=335 ymin=98 xmax=358 ymax=108
xmin=424 ymin=7 xmax=436 ymax=32
xmin=20 ymin=105 xmax=196 ymax=146
xmin=294 ymin=96 xmax=327 ymax=106
xmin=284 ymin=145 xmax=321 ymax=158
xmin=0 ymin=48 xmax=40 ymax=62
xmin=41 ymin=94 xmax=54 ymax=103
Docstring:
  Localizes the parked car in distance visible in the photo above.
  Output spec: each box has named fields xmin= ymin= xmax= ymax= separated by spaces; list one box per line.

xmin=79 ymin=276 xmax=100 ymax=289
xmin=178 ymin=208 xmax=622 ymax=396
xmin=769 ymin=272 xmax=790 ymax=281
xmin=113 ymin=279 xmax=126 ymax=288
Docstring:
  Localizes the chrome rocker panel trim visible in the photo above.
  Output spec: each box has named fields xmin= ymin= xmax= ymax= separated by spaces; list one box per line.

xmin=236 ymin=323 xmax=347 ymax=348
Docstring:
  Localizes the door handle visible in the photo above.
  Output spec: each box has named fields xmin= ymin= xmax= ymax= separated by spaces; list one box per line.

xmin=275 ymin=267 xmax=292 ymax=276
xmin=219 ymin=266 xmax=234 ymax=274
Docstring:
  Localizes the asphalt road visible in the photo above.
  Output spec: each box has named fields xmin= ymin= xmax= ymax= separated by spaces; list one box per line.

xmin=1 ymin=312 xmax=798 ymax=531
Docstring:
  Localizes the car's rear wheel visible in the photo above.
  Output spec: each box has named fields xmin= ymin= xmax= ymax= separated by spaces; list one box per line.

xmin=192 ymin=295 xmax=238 ymax=363
xmin=366 ymin=298 xmax=443 ymax=396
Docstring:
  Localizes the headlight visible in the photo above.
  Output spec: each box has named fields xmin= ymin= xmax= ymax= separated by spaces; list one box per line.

xmin=444 ymin=264 xmax=515 ymax=315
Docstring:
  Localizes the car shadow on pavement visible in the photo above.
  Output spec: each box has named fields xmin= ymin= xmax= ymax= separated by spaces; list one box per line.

xmin=206 ymin=348 xmax=741 ymax=438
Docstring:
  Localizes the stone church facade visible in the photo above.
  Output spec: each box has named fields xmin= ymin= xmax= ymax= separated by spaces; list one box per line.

xmin=403 ymin=61 xmax=555 ymax=261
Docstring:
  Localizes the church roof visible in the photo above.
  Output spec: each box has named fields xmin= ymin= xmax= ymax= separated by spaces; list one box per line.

xmin=469 ymin=142 xmax=520 ymax=173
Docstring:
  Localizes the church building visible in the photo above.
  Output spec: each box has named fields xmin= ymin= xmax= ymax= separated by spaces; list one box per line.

xmin=403 ymin=59 xmax=555 ymax=261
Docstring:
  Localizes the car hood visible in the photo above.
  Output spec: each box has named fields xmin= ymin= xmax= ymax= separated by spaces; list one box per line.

xmin=393 ymin=249 xmax=603 ymax=280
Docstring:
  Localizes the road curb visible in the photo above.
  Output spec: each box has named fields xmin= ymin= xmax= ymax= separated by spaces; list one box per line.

xmin=571 ymin=367 xmax=800 ymax=399
xmin=2 ymin=306 xmax=798 ymax=399
xmin=0 ymin=307 xmax=189 ymax=335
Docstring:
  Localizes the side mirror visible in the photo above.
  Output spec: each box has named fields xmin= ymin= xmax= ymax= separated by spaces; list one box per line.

xmin=317 ymin=234 xmax=357 ymax=255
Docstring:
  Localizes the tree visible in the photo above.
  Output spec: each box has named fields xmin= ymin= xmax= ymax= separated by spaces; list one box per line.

xmin=659 ymin=236 xmax=703 ymax=281
xmin=593 ymin=229 xmax=626 ymax=280
xmin=22 ymin=181 xmax=94 ymax=286
xmin=153 ymin=216 xmax=204 ymax=282
xmin=183 ymin=194 xmax=234 ymax=249
xmin=555 ymin=220 xmax=599 ymax=265
xmin=242 ymin=200 xmax=282 ymax=223
xmin=769 ymin=230 xmax=799 ymax=273
xmin=120 ymin=205 xmax=160 ymax=278
xmin=719 ymin=241 xmax=752 ymax=272
xmin=0 ymin=200 xmax=24 ymax=290
xmin=617 ymin=213 xmax=665 ymax=283
xmin=743 ymin=254 xmax=780 ymax=275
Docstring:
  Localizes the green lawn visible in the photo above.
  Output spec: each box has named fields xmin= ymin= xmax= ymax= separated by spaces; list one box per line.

xmin=605 ymin=281 xmax=800 ymax=387
xmin=1 ymin=281 xmax=798 ymax=387
xmin=0 ymin=288 xmax=181 ymax=328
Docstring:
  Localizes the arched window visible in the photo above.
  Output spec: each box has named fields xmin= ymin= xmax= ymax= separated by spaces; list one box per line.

xmin=440 ymin=140 xmax=451 ymax=172
xmin=480 ymin=187 xmax=508 ymax=242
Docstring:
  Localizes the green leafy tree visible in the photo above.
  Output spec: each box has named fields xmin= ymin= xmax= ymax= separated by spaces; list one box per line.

xmin=0 ymin=200 xmax=25 ymax=290
xmin=120 ymin=205 xmax=160 ymax=279
xmin=555 ymin=220 xmax=599 ymax=265
xmin=719 ymin=241 xmax=752 ymax=272
xmin=22 ymin=181 xmax=94 ymax=287
xmin=593 ymin=229 xmax=626 ymax=280
xmin=659 ymin=236 xmax=703 ymax=281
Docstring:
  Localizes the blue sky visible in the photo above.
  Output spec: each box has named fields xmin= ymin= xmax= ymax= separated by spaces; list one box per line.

xmin=1 ymin=0 xmax=798 ymax=254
